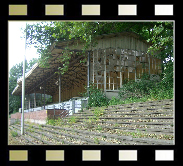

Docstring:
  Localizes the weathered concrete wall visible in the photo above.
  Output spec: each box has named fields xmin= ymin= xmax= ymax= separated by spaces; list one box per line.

xmin=106 ymin=91 xmax=119 ymax=99
xmin=11 ymin=110 xmax=47 ymax=120
xmin=10 ymin=109 xmax=68 ymax=125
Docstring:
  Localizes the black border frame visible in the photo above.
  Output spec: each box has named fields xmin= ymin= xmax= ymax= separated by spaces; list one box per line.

xmin=1 ymin=1 xmax=180 ymax=166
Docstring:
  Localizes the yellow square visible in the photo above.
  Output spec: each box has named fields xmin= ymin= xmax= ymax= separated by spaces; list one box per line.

xmin=82 ymin=5 xmax=100 ymax=15
xmin=46 ymin=150 xmax=64 ymax=161
xmin=45 ymin=5 xmax=64 ymax=15
xmin=82 ymin=150 xmax=101 ymax=161
xmin=9 ymin=150 xmax=28 ymax=161
xmin=118 ymin=5 xmax=137 ymax=15
xmin=9 ymin=5 xmax=27 ymax=15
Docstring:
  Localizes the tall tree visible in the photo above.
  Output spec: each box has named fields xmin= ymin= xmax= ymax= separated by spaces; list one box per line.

xmin=9 ymin=58 xmax=38 ymax=114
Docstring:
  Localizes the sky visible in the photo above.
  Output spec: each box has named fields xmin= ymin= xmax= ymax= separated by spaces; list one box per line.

xmin=8 ymin=21 xmax=40 ymax=71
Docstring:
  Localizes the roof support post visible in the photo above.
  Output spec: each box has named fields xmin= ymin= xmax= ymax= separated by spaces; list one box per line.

xmin=34 ymin=89 xmax=36 ymax=108
xmin=44 ymin=81 xmax=46 ymax=109
xmin=41 ymin=93 xmax=42 ymax=106
xmin=120 ymin=49 xmax=122 ymax=88
xmin=28 ymin=94 xmax=30 ymax=110
xmin=87 ymin=51 xmax=91 ymax=97
xmin=59 ymin=73 xmax=61 ymax=103
xmin=148 ymin=54 xmax=151 ymax=76
xmin=104 ymin=49 xmax=106 ymax=94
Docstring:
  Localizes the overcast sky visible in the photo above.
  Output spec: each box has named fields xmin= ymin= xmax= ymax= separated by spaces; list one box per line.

xmin=8 ymin=21 xmax=39 ymax=71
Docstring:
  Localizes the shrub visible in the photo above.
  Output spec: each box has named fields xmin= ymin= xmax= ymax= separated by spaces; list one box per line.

xmin=149 ymin=82 xmax=173 ymax=100
xmin=93 ymin=108 xmax=104 ymax=119
xmin=118 ymin=79 xmax=156 ymax=100
xmin=108 ymin=96 xmax=120 ymax=106
xmin=118 ymin=73 xmax=173 ymax=101
xmin=68 ymin=116 xmax=77 ymax=124
xmin=82 ymin=83 xmax=109 ymax=108
xmin=46 ymin=118 xmax=56 ymax=126
xmin=83 ymin=116 xmax=95 ymax=129
xmin=11 ymin=131 xmax=18 ymax=137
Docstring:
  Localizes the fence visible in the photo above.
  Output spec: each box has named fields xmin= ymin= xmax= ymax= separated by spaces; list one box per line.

xmin=21 ymin=97 xmax=88 ymax=116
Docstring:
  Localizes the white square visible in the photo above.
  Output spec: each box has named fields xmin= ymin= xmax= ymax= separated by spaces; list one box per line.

xmin=118 ymin=5 xmax=137 ymax=15
xmin=155 ymin=5 xmax=173 ymax=15
xmin=82 ymin=150 xmax=101 ymax=161
xmin=119 ymin=150 xmax=137 ymax=161
xmin=155 ymin=150 xmax=174 ymax=161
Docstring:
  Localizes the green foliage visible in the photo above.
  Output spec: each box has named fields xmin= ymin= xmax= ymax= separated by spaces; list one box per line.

xmin=118 ymin=81 xmax=153 ymax=100
xmin=46 ymin=118 xmax=56 ymax=126
xmin=23 ymin=21 xmax=173 ymax=106
xmin=82 ymin=83 xmax=109 ymax=108
xmin=149 ymin=82 xmax=173 ymax=100
xmin=68 ymin=116 xmax=77 ymax=124
xmin=93 ymin=108 xmax=104 ymax=118
xmin=54 ymin=117 xmax=65 ymax=126
xmin=108 ymin=96 xmax=120 ymax=106
xmin=94 ymin=137 xmax=100 ymax=144
xmin=118 ymin=73 xmax=173 ymax=102
xmin=9 ymin=58 xmax=38 ymax=114
xmin=96 ymin=125 xmax=103 ymax=131
xmin=147 ymin=22 xmax=173 ymax=60
xmin=93 ymin=108 xmax=104 ymax=121
xmin=46 ymin=117 xmax=66 ymax=126
xmin=24 ymin=21 xmax=173 ymax=76
xmin=161 ymin=60 xmax=173 ymax=88
xmin=10 ymin=131 xmax=18 ymax=137
xmin=83 ymin=116 xmax=95 ymax=129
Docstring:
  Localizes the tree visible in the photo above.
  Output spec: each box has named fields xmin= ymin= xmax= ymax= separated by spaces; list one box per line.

xmin=9 ymin=58 xmax=38 ymax=114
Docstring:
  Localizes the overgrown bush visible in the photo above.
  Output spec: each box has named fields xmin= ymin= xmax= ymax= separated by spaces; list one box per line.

xmin=11 ymin=131 xmax=18 ymax=137
xmin=108 ymin=96 xmax=120 ymax=105
xmin=82 ymin=83 xmax=109 ymax=108
xmin=118 ymin=79 xmax=157 ymax=100
xmin=118 ymin=73 xmax=173 ymax=101
xmin=161 ymin=60 xmax=173 ymax=89
xmin=149 ymin=81 xmax=173 ymax=100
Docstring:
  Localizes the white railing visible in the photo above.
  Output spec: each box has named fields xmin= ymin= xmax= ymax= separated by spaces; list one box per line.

xmin=22 ymin=97 xmax=88 ymax=116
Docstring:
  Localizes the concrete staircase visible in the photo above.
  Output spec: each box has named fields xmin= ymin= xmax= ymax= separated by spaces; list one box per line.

xmin=9 ymin=99 xmax=174 ymax=145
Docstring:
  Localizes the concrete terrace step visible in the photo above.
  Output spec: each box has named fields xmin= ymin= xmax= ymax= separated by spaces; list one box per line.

xmin=9 ymin=99 xmax=174 ymax=145
xmin=10 ymin=121 xmax=173 ymax=145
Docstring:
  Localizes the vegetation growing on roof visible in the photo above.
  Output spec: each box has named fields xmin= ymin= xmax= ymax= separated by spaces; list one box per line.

xmin=23 ymin=22 xmax=173 ymax=75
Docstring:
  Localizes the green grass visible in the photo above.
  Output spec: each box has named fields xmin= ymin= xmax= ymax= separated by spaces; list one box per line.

xmin=96 ymin=125 xmax=103 ymax=131
xmin=94 ymin=137 xmax=100 ymax=144
xmin=46 ymin=117 xmax=67 ymax=126
xmin=68 ymin=116 xmax=77 ymax=124
xmin=11 ymin=131 xmax=18 ymax=137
